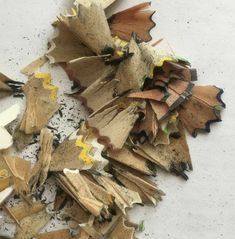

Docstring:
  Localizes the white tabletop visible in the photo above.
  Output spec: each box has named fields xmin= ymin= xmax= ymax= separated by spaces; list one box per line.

xmin=0 ymin=0 xmax=234 ymax=238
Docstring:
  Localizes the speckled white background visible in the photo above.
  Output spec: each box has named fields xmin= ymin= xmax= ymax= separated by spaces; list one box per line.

xmin=0 ymin=0 xmax=234 ymax=238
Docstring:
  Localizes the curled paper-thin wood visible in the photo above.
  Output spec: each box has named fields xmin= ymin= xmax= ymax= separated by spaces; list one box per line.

xmin=109 ymin=217 xmax=135 ymax=239
xmin=60 ymin=169 xmax=106 ymax=217
xmin=179 ymin=86 xmax=225 ymax=137
xmin=95 ymin=175 xmax=142 ymax=215
xmin=60 ymin=2 xmax=114 ymax=55
xmin=50 ymin=138 xmax=83 ymax=171
xmin=30 ymin=128 xmax=54 ymax=192
xmin=46 ymin=21 xmax=93 ymax=64
xmin=15 ymin=209 xmax=51 ymax=239
xmin=3 ymin=155 xmax=31 ymax=195
xmin=87 ymin=102 xmax=140 ymax=150
xmin=107 ymin=145 xmax=156 ymax=176
xmin=109 ymin=2 xmax=156 ymax=42
xmin=19 ymin=73 xmax=59 ymax=135
xmin=115 ymin=38 xmax=150 ymax=94
xmin=113 ymin=167 xmax=164 ymax=205
xmin=21 ymin=56 xmax=48 ymax=76
xmin=5 ymin=201 xmax=45 ymax=223
xmin=68 ymin=56 xmax=115 ymax=88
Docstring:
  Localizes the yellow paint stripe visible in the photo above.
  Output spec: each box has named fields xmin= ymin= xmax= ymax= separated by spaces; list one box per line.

xmin=75 ymin=137 xmax=94 ymax=166
xmin=34 ymin=72 xmax=58 ymax=101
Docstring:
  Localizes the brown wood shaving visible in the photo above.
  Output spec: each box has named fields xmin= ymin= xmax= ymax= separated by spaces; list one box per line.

xmin=30 ymin=128 xmax=53 ymax=192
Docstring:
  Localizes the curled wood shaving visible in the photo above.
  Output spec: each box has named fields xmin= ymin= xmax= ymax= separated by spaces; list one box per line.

xmin=50 ymin=126 xmax=108 ymax=173
xmin=0 ymin=176 xmax=10 ymax=192
xmin=95 ymin=175 xmax=142 ymax=214
xmin=5 ymin=201 xmax=45 ymax=222
xmin=87 ymin=103 xmax=140 ymax=150
xmin=30 ymin=128 xmax=53 ymax=193
xmin=50 ymin=138 xmax=83 ymax=172
xmin=46 ymin=21 xmax=93 ymax=64
xmin=133 ymin=122 xmax=192 ymax=179
xmin=60 ymin=2 xmax=114 ymax=55
xmin=109 ymin=217 xmax=135 ymax=239
xmin=18 ymin=73 xmax=59 ymax=135
xmin=109 ymin=2 xmax=156 ymax=42
xmin=61 ymin=169 xmax=105 ymax=217
xmin=80 ymin=74 xmax=118 ymax=112
xmin=63 ymin=202 xmax=90 ymax=224
xmin=68 ymin=56 xmax=115 ymax=88
xmin=115 ymin=38 xmax=150 ymax=94
xmin=92 ymin=209 xmax=122 ymax=236
xmin=128 ymin=89 xmax=168 ymax=101
xmin=13 ymin=129 xmax=33 ymax=151
xmin=21 ymin=56 xmax=48 ymax=76
xmin=81 ymin=173 xmax=114 ymax=207
xmin=15 ymin=209 xmax=50 ymax=239
xmin=77 ymin=229 xmax=90 ymax=239
xmin=179 ymin=86 xmax=225 ymax=136
xmin=150 ymin=100 xmax=169 ymax=121
xmin=133 ymin=102 xmax=158 ymax=143
xmin=3 ymin=155 xmax=31 ymax=195
xmin=113 ymin=167 xmax=164 ymax=205
xmin=79 ymin=216 xmax=103 ymax=239
xmin=107 ymin=145 xmax=156 ymax=176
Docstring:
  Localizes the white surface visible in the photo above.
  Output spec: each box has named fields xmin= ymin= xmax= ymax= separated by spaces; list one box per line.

xmin=0 ymin=104 xmax=20 ymax=127
xmin=0 ymin=0 xmax=234 ymax=238
xmin=0 ymin=103 xmax=20 ymax=150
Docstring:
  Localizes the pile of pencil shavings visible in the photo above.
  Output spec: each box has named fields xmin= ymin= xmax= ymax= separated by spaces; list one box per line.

xmin=0 ymin=0 xmax=225 ymax=238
